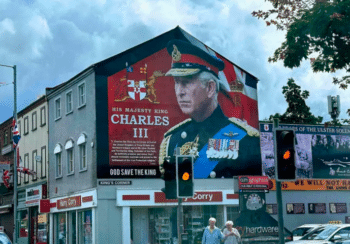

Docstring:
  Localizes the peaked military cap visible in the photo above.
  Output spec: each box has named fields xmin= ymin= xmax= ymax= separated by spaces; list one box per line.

xmin=165 ymin=39 xmax=225 ymax=78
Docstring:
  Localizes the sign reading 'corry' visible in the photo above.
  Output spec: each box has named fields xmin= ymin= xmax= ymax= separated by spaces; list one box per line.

xmin=57 ymin=196 xmax=81 ymax=209
xmin=183 ymin=192 xmax=222 ymax=202
xmin=154 ymin=191 xmax=222 ymax=203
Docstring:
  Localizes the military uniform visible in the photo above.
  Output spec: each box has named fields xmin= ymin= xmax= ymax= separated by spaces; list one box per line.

xmin=159 ymin=106 xmax=261 ymax=178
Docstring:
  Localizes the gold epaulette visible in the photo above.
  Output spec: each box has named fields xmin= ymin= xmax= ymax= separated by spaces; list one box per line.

xmin=164 ymin=118 xmax=192 ymax=137
xmin=228 ymin=117 xmax=260 ymax=137
xmin=159 ymin=134 xmax=171 ymax=174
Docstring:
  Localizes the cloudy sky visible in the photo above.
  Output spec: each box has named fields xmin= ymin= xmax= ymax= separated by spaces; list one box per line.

xmin=0 ymin=0 xmax=348 ymax=125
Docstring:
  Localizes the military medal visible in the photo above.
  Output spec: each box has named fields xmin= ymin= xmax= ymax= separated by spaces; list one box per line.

xmin=180 ymin=135 xmax=199 ymax=157
xmin=206 ymin=139 xmax=239 ymax=159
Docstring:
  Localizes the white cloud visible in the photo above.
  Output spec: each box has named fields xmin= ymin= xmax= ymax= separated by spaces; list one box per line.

xmin=28 ymin=15 xmax=52 ymax=39
xmin=0 ymin=18 xmax=15 ymax=34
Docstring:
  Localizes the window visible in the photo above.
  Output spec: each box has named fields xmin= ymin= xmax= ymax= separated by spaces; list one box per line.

xmin=18 ymin=120 xmax=21 ymax=135
xmin=56 ymin=153 xmax=62 ymax=178
xmin=78 ymin=82 xmax=86 ymax=108
xmin=24 ymin=116 xmax=29 ymax=135
xmin=4 ymin=130 xmax=8 ymax=145
xmin=32 ymin=111 xmax=37 ymax=131
xmin=335 ymin=227 xmax=350 ymax=241
xmin=78 ymin=210 xmax=92 ymax=243
xmin=56 ymin=213 xmax=66 ymax=244
xmin=55 ymin=98 xmax=61 ymax=120
xmin=54 ymin=144 xmax=62 ymax=178
xmin=19 ymin=210 xmax=29 ymax=238
xmin=17 ymin=161 xmax=21 ymax=185
xmin=32 ymin=150 xmax=37 ymax=181
xmin=40 ymin=106 xmax=46 ymax=126
xmin=79 ymin=144 xmax=87 ymax=171
xmin=65 ymin=139 xmax=74 ymax=175
xmin=67 ymin=149 xmax=74 ymax=175
xmin=24 ymin=153 xmax=29 ymax=183
xmin=10 ymin=126 xmax=13 ymax=143
xmin=77 ymin=134 xmax=87 ymax=171
xmin=66 ymin=91 xmax=73 ymax=114
xmin=41 ymin=146 xmax=47 ymax=178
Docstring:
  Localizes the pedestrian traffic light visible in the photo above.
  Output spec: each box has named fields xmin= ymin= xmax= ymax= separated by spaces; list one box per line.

xmin=176 ymin=156 xmax=194 ymax=198
xmin=274 ymin=129 xmax=296 ymax=181
xmin=161 ymin=158 xmax=177 ymax=199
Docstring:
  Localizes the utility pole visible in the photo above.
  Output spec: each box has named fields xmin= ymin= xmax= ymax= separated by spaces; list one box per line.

xmin=273 ymin=117 xmax=285 ymax=244
xmin=0 ymin=64 xmax=17 ymax=244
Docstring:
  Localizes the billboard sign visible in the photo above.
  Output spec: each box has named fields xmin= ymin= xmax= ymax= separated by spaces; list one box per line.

xmin=260 ymin=123 xmax=350 ymax=179
xmin=106 ymin=37 xmax=261 ymax=179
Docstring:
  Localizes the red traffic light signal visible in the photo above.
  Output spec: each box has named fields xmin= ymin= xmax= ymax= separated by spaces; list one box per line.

xmin=274 ymin=129 xmax=296 ymax=181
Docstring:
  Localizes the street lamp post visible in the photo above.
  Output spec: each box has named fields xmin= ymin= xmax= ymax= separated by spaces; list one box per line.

xmin=0 ymin=64 xmax=18 ymax=244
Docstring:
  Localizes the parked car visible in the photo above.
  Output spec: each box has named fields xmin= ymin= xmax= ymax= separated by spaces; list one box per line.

xmin=292 ymin=224 xmax=325 ymax=241
xmin=0 ymin=231 xmax=12 ymax=244
xmin=288 ymin=224 xmax=350 ymax=244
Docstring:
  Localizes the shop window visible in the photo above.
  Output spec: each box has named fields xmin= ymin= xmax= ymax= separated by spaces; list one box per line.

xmin=38 ymin=213 xmax=48 ymax=243
xmin=79 ymin=210 xmax=92 ymax=244
xmin=56 ymin=213 xmax=66 ymax=244
xmin=183 ymin=206 xmax=205 ymax=243
xmin=226 ymin=206 xmax=240 ymax=225
xmin=19 ymin=210 xmax=28 ymax=238
xmin=148 ymin=208 xmax=174 ymax=244
xmin=68 ymin=211 xmax=77 ymax=244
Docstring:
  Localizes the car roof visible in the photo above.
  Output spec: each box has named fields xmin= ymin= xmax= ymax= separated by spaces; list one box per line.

xmin=295 ymin=224 xmax=323 ymax=228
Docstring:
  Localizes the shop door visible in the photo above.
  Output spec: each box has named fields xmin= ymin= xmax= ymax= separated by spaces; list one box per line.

xmin=30 ymin=207 xmax=39 ymax=244
xmin=132 ymin=208 xmax=149 ymax=244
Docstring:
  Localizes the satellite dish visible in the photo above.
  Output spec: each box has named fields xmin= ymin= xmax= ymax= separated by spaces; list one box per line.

xmin=35 ymin=156 xmax=42 ymax=162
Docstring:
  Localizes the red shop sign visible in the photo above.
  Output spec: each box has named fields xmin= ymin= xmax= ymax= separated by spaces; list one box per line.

xmin=57 ymin=196 xmax=81 ymax=210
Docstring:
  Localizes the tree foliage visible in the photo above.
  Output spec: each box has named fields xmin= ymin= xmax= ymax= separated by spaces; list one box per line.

xmin=268 ymin=78 xmax=323 ymax=124
xmin=253 ymin=0 xmax=350 ymax=117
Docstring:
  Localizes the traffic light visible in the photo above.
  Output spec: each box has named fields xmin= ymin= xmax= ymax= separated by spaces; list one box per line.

xmin=274 ymin=129 xmax=296 ymax=181
xmin=161 ymin=158 xmax=177 ymax=199
xmin=176 ymin=156 xmax=194 ymax=198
